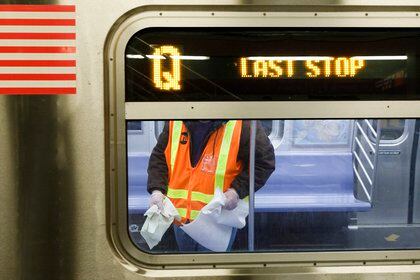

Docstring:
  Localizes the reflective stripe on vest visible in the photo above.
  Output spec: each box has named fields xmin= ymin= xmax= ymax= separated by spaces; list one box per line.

xmin=167 ymin=188 xmax=214 ymax=204
xmin=214 ymin=120 xmax=236 ymax=191
xmin=177 ymin=208 xmax=200 ymax=220
xmin=167 ymin=121 xmax=237 ymax=218
xmin=170 ymin=120 xmax=183 ymax=172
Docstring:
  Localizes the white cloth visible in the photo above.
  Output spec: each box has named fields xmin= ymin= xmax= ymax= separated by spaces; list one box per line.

xmin=180 ymin=188 xmax=249 ymax=252
xmin=140 ymin=197 xmax=180 ymax=249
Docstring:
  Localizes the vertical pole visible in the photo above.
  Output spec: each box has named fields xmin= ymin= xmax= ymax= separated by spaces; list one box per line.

xmin=371 ymin=119 xmax=382 ymax=203
xmin=248 ymin=120 xmax=257 ymax=251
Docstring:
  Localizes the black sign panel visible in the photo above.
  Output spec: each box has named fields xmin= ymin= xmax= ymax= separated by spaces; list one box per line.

xmin=125 ymin=28 xmax=420 ymax=102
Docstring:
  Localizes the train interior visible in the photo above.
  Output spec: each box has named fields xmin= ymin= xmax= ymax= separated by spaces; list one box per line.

xmin=127 ymin=119 xmax=420 ymax=253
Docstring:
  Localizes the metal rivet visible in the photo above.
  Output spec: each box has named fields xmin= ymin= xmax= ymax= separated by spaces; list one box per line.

xmin=263 ymin=12 xmax=266 ymax=16
xmin=159 ymin=12 xmax=162 ymax=16
xmin=416 ymin=13 xmax=419 ymax=16
xmin=109 ymin=58 xmax=113 ymax=61
xmin=314 ymin=13 xmax=318 ymax=16
xmin=211 ymin=12 xmax=215 ymax=16
xmin=365 ymin=13 xmax=368 ymax=16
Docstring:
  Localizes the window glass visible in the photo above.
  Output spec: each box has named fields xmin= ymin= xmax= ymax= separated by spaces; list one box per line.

xmin=127 ymin=121 xmax=142 ymax=131
xmin=125 ymin=28 xmax=420 ymax=102
xmin=261 ymin=120 xmax=273 ymax=136
xmin=127 ymin=119 xmax=420 ymax=253
xmin=372 ymin=119 xmax=406 ymax=141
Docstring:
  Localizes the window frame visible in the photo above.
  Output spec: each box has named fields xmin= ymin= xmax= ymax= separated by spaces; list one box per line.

xmin=106 ymin=9 xmax=420 ymax=269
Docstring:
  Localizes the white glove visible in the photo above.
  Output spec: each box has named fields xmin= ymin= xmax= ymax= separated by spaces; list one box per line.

xmin=149 ymin=190 xmax=164 ymax=210
xmin=223 ymin=188 xmax=239 ymax=210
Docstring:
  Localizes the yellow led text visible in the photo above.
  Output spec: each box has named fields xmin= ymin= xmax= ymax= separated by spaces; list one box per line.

xmin=241 ymin=58 xmax=294 ymax=78
xmin=152 ymin=45 xmax=181 ymax=90
xmin=240 ymin=57 xmax=365 ymax=78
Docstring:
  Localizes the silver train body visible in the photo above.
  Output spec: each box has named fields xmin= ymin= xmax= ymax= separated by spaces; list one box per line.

xmin=1 ymin=1 xmax=420 ymax=279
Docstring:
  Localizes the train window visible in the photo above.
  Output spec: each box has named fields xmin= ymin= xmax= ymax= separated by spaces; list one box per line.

xmin=127 ymin=121 xmax=142 ymax=132
xmin=260 ymin=120 xmax=285 ymax=149
xmin=290 ymin=120 xmax=351 ymax=148
xmin=371 ymin=119 xmax=407 ymax=142
xmin=261 ymin=120 xmax=273 ymax=135
xmin=154 ymin=121 xmax=165 ymax=140
xmin=126 ymin=118 xmax=420 ymax=254
xmin=125 ymin=28 xmax=420 ymax=102
xmin=109 ymin=16 xmax=420 ymax=267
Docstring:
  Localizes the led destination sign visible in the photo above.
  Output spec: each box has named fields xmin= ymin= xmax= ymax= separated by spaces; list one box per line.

xmin=125 ymin=29 xmax=420 ymax=101
xmin=149 ymin=46 xmax=400 ymax=90
xmin=240 ymin=57 xmax=365 ymax=79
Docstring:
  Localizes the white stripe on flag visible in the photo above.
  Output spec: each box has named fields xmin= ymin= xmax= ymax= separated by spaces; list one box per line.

xmin=0 ymin=26 xmax=75 ymax=33
xmin=0 ymin=12 xmax=75 ymax=19
xmin=0 ymin=40 xmax=76 ymax=46
xmin=0 ymin=53 xmax=76 ymax=59
xmin=0 ymin=80 xmax=76 ymax=87
xmin=0 ymin=67 xmax=75 ymax=73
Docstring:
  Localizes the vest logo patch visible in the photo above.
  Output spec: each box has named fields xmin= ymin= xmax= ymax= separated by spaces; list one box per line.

xmin=180 ymin=132 xmax=188 ymax=144
xmin=201 ymin=155 xmax=217 ymax=174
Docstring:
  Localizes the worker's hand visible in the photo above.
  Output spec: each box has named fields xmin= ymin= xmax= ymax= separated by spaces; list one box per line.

xmin=149 ymin=190 xmax=164 ymax=210
xmin=223 ymin=188 xmax=239 ymax=210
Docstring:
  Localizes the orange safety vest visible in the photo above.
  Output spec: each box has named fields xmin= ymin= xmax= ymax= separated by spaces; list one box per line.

xmin=165 ymin=120 xmax=243 ymax=223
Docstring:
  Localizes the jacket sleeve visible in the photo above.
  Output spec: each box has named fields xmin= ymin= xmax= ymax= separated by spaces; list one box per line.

xmin=230 ymin=120 xmax=276 ymax=199
xmin=147 ymin=121 xmax=169 ymax=194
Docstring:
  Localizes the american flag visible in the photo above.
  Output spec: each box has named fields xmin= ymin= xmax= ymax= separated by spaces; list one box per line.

xmin=0 ymin=4 xmax=76 ymax=94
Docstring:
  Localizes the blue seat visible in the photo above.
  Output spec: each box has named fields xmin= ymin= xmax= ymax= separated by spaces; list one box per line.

xmin=127 ymin=153 xmax=371 ymax=214
xmin=255 ymin=154 xmax=371 ymax=212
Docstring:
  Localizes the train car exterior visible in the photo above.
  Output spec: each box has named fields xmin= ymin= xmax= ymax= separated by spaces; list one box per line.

xmin=0 ymin=1 xmax=420 ymax=280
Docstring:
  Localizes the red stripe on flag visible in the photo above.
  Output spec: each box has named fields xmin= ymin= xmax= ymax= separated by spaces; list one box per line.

xmin=0 ymin=87 xmax=76 ymax=94
xmin=0 ymin=46 xmax=75 ymax=53
xmin=0 ymin=60 xmax=76 ymax=67
xmin=0 ymin=32 xmax=75 ymax=40
xmin=0 ymin=5 xmax=75 ymax=12
xmin=0 ymin=74 xmax=76 ymax=80
xmin=0 ymin=19 xmax=75 ymax=26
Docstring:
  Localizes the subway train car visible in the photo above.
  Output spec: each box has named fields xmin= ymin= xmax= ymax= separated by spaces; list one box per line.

xmin=0 ymin=1 xmax=420 ymax=279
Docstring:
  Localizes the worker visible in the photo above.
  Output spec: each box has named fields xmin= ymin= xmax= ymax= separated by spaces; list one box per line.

xmin=147 ymin=120 xmax=275 ymax=251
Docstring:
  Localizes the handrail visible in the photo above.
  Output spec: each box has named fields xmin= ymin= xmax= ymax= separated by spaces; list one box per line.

xmin=353 ymin=164 xmax=372 ymax=202
xmin=248 ymin=120 xmax=256 ymax=251
xmin=356 ymin=121 xmax=376 ymax=153
xmin=355 ymin=137 xmax=374 ymax=169
xmin=364 ymin=119 xmax=377 ymax=139
xmin=352 ymin=119 xmax=381 ymax=204
xmin=353 ymin=151 xmax=373 ymax=185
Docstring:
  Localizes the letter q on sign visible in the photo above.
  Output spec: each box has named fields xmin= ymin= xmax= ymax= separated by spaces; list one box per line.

xmin=152 ymin=46 xmax=181 ymax=91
